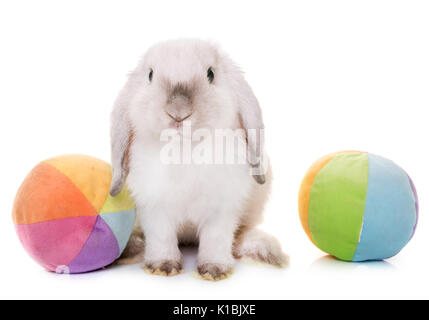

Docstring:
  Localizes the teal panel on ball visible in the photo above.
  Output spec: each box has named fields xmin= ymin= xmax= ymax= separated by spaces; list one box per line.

xmin=352 ymin=154 xmax=417 ymax=261
xmin=100 ymin=210 xmax=136 ymax=255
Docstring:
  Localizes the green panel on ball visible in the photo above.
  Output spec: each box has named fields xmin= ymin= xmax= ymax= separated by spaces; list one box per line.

xmin=308 ymin=153 xmax=369 ymax=261
xmin=100 ymin=185 xmax=135 ymax=214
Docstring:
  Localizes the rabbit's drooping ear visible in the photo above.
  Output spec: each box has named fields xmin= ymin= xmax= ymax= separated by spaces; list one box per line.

xmin=110 ymin=72 xmax=142 ymax=196
xmin=233 ymin=72 xmax=266 ymax=185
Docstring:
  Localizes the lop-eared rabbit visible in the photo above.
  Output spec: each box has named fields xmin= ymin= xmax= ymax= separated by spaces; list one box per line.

xmin=110 ymin=39 xmax=287 ymax=280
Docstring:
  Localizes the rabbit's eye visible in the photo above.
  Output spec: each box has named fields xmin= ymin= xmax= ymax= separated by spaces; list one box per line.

xmin=149 ymin=69 xmax=154 ymax=82
xmin=207 ymin=67 xmax=214 ymax=83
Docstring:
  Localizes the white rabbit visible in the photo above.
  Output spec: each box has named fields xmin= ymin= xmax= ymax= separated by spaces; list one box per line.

xmin=110 ymin=39 xmax=288 ymax=280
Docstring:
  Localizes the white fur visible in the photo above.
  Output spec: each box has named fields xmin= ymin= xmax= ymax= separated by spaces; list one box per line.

xmin=110 ymin=39 xmax=286 ymax=279
xmin=128 ymin=142 xmax=253 ymax=267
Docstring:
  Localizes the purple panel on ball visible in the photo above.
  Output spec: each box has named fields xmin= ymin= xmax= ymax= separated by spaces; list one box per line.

xmin=67 ymin=216 xmax=119 ymax=273
xmin=408 ymin=176 xmax=419 ymax=240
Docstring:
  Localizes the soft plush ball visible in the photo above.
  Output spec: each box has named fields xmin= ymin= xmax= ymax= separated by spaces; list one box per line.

xmin=12 ymin=154 xmax=136 ymax=274
xmin=299 ymin=151 xmax=418 ymax=262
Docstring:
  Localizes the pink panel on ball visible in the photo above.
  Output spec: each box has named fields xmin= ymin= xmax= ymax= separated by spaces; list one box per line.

xmin=15 ymin=216 xmax=97 ymax=272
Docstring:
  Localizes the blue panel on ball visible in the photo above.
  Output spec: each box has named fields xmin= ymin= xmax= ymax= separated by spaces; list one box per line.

xmin=352 ymin=154 xmax=417 ymax=262
xmin=100 ymin=210 xmax=136 ymax=256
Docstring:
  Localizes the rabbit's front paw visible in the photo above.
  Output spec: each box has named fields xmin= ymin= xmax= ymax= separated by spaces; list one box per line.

xmin=197 ymin=263 xmax=233 ymax=281
xmin=143 ymin=260 xmax=183 ymax=277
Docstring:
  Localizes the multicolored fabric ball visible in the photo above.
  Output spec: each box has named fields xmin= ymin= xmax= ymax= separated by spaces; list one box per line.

xmin=12 ymin=155 xmax=136 ymax=274
xmin=299 ymin=151 xmax=418 ymax=262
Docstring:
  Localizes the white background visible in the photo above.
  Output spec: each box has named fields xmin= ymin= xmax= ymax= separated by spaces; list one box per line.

xmin=0 ymin=0 xmax=428 ymax=300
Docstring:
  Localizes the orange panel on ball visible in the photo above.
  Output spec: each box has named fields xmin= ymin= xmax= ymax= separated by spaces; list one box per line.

xmin=12 ymin=163 xmax=98 ymax=225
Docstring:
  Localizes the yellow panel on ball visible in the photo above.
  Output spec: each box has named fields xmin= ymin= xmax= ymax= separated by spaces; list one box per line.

xmin=43 ymin=154 xmax=112 ymax=213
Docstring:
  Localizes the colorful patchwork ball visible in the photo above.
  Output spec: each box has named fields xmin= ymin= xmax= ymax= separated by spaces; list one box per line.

xmin=12 ymin=154 xmax=136 ymax=274
xmin=299 ymin=151 xmax=418 ymax=262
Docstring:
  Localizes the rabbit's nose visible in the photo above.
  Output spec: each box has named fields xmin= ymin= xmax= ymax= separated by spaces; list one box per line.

xmin=165 ymin=89 xmax=193 ymax=122
xmin=165 ymin=101 xmax=193 ymax=122
xmin=165 ymin=111 xmax=192 ymax=123
xmin=169 ymin=83 xmax=193 ymax=102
